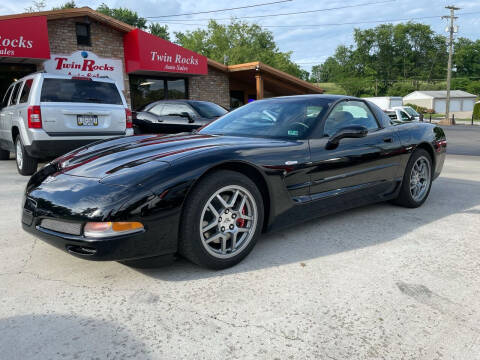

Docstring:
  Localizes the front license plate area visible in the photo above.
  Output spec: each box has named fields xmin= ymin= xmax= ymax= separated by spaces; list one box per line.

xmin=77 ymin=115 xmax=98 ymax=126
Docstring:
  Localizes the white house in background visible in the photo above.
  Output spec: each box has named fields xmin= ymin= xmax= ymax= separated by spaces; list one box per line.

xmin=403 ymin=90 xmax=477 ymax=113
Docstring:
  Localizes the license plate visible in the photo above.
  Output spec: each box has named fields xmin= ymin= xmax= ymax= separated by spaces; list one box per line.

xmin=77 ymin=115 xmax=98 ymax=126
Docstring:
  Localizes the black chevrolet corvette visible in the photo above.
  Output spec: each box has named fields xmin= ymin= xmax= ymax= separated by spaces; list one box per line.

xmin=22 ymin=95 xmax=447 ymax=269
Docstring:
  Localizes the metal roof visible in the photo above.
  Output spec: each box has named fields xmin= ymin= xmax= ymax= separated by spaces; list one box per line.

xmin=405 ymin=90 xmax=477 ymax=98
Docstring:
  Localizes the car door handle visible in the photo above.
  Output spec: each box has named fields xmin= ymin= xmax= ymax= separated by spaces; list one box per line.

xmin=383 ymin=137 xmax=393 ymax=143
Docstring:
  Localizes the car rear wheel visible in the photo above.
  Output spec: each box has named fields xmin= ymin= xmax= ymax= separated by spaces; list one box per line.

xmin=15 ymin=135 xmax=38 ymax=176
xmin=0 ymin=149 xmax=9 ymax=160
xmin=393 ymin=148 xmax=432 ymax=208
xmin=179 ymin=170 xmax=264 ymax=269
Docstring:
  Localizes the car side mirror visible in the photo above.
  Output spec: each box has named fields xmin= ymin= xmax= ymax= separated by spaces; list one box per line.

xmin=180 ymin=111 xmax=195 ymax=123
xmin=326 ymin=125 xmax=368 ymax=150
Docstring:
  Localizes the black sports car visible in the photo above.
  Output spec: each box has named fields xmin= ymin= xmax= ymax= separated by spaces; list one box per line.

xmin=22 ymin=95 xmax=447 ymax=269
xmin=134 ymin=100 xmax=228 ymax=134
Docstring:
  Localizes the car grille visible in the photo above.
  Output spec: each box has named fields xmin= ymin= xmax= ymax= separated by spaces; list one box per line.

xmin=40 ymin=219 xmax=83 ymax=236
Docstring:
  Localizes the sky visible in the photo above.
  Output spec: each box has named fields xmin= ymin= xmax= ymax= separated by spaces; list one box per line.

xmin=1 ymin=0 xmax=479 ymax=72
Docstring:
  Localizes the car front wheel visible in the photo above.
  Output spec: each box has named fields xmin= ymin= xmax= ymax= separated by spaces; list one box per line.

xmin=179 ymin=170 xmax=264 ymax=269
xmin=15 ymin=136 xmax=38 ymax=176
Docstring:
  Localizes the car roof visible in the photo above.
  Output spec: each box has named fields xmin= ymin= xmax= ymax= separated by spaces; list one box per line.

xmin=265 ymin=94 xmax=362 ymax=102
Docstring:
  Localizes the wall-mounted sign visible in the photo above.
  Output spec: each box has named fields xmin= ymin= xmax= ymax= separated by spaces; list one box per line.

xmin=43 ymin=51 xmax=124 ymax=90
xmin=124 ymin=29 xmax=208 ymax=75
xmin=0 ymin=16 xmax=50 ymax=59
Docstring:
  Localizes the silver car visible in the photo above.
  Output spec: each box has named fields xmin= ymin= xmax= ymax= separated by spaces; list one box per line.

xmin=0 ymin=73 xmax=133 ymax=175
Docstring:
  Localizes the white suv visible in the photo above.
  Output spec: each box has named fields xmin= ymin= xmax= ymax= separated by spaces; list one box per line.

xmin=0 ymin=73 xmax=133 ymax=175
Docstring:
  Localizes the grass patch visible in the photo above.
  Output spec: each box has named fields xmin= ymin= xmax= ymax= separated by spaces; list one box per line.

xmin=315 ymin=82 xmax=347 ymax=95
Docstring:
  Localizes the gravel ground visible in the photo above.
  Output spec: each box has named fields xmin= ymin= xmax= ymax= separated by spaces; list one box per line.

xmin=0 ymin=150 xmax=479 ymax=359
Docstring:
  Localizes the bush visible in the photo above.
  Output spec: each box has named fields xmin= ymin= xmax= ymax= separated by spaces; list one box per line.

xmin=467 ymin=81 xmax=480 ymax=96
xmin=405 ymin=103 xmax=428 ymax=114
xmin=473 ymin=102 xmax=480 ymax=120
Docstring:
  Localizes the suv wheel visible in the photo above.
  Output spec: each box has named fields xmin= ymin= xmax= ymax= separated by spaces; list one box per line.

xmin=0 ymin=149 xmax=9 ymax=160
xmin=15 ymin=136 xmax=38 ymax=176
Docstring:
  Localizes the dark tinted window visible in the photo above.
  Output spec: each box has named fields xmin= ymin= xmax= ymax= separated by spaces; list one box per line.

xmin=190 ymin=101 xmax=227 ymax=119
xmin=323 ymin=101 xmax=379 ymax=137
xmin=167 ymin=79 xmax=186 ymax=99
xmin=9 ymin=82 xmax=22 ymax=106
xmin=200 ymin=98 xmax=329 ymax=139
xmin=19 ymin=79 xmax=33 ymax=103
xmin=40 ymin=79 xmax=123 ymax=104
xmin=76 ymin=23 xmax=91 ymax=46
xmin=1 ymin=85 xmax=13 ymax=108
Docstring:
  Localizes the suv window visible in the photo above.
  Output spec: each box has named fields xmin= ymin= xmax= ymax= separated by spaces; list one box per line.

xmin=19 ymin=79 xmax=34 ymax=104
xmin=1 ymin=85 xmax=14 ymax=109
xmin=324 ymin=101 xmax=379 ymax=137
xmin=9 ymin=82 xmax=22 ymax=106
xmin=160 ymin=103 xmax=196 ymax=117
xmin=40 ymin=79 xmax=123 ymax=105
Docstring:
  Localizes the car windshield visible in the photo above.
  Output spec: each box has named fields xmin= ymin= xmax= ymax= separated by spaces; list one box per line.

xmin=190 ymin=101 xmax=228 ymax=119
xmin=199 ymin=98 xmax=330 ymax=139
xmin=40 ymin=78 xmax=123 ymax=105
xmin=403 ymin=107 xmax=419 ymax=117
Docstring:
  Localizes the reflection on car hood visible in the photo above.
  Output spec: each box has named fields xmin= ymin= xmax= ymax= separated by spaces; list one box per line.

xmin=53 ymin=133 xmax=242 ymax=180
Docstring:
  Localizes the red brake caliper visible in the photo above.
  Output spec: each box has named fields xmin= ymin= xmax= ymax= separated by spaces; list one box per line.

xmin=236 ymin=206 xmax=246 ymax=228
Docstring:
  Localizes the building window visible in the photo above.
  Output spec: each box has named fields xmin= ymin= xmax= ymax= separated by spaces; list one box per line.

xmin=129 ymin=75 xmax=188 ymax=110
xmin=76 ymin=23 xmax=91 ymax=46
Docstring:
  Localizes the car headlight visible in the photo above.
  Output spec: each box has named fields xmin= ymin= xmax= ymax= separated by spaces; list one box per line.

xmin=84 ymin=222 xmax=144 ymax=238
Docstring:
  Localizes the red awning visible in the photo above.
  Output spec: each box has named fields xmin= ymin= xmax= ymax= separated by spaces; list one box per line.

xmin=0 ymin=16 xmax=50 ymax=59
xmin=124 ymin=29 xmax=207 ymax=75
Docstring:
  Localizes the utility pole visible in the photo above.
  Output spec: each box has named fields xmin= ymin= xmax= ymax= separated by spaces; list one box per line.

xmin=442 ymin=5 xmax=460 ymax=125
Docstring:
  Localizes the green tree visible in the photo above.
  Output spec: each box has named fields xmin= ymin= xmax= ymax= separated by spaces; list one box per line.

xmin=318 ymin=22 xmax=448 ymax=95
xmin=52 ymin=1 xmax=76 ymax=10
xmin=149 ymin=23 xmax=170 ymax=41
xmin=25 ymin=0 xmax=46 ymax=12
xmin=454 ymin=38 xmax=480 ymax=78
xmin=96 ymin=3 xmax=147 ymax=29
xmin=175 ymin=20 xmax=306 ymax=78
xmin=473 ymin=102 xmax=480 ymax=120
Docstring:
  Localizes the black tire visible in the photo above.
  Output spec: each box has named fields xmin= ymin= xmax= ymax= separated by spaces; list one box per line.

xmin=0 ymin=149 xmax=9 ymax=160
xmin=179 ymin=170 xmax=264 ymax=269
xmin=393 ymin=148 xmax=433 ymax=208
xmin=15 ymin=135 xmax=38 ymax=176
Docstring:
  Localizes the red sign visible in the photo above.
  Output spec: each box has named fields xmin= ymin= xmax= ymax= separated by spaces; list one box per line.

xmin=124 ymin=29 xmax=207 ymax=75
xmin=0 ymin=16 xmax=50 ymax=59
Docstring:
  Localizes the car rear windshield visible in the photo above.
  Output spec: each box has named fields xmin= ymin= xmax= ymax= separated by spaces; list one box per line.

xmin=190 ymin=101 xmax=228 ymax=119
xmin=40 ymin=78 xmax=123 ymax=105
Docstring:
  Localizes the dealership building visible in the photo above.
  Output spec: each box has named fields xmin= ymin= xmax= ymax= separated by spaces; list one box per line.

xmin=0 ymin=7 xmax=322 ymax=110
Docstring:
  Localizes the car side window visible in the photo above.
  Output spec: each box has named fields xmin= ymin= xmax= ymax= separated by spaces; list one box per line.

xmin=1 ymin=85 xmax=14 ymax=109
xmin=161 ymin=104 xmax=196 ymax=117
xmin=149 ymin=104 xmax=164 ymax=116
xmin=400 ymin=111 xmax=410 ymax=121
xmin=8 ymin=82 xmax=22 ymax=107
xmin=323 ymin=101 xmax=379 ymax=137
xmin=19 ymin=79 xmax=34 ymax=104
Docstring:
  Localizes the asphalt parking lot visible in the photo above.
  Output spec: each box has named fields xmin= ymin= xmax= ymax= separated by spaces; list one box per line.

xmin=1 ymin=126 xmax=479 ymax=359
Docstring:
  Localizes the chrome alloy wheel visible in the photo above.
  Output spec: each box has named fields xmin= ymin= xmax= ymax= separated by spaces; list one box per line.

xmin=16 ymin=140 xmax=23 ymax=170
xmin=200 ymin=185 xmax=258 ymax=259
xmin=410 ymin=156 xmax=431 ymax=202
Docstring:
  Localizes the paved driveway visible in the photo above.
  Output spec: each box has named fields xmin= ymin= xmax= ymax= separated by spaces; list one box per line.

xmin=0 ymin=139 xmax=479 ymax=359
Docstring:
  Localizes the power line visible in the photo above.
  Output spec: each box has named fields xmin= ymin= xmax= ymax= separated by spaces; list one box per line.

xmin=152 ymin=10 xmax=480 ymax=28
xmin=149 ymin=0 xmax=396 ymax=21
xmin=146 ymin=0 xmax=293 ymax=18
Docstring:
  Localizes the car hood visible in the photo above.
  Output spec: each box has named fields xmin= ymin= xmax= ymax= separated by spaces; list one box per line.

xmin=52 ymin=133 xmax=265 ymax=181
